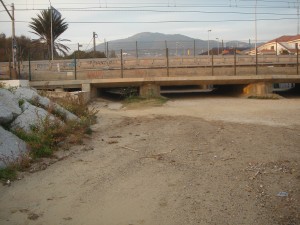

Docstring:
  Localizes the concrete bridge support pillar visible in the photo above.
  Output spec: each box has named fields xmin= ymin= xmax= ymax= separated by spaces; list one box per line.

xmin=198 ymin=84 xmax=209 ymax=89
xmin=81 ymin=83 xmax=97 ymax=102
xmin=139 ymin=83 xmax=161 ymax=98
xmin=243 ymin=82 xmax=273 ymax=96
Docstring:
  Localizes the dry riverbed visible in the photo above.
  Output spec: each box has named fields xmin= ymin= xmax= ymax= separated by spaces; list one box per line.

xmin=0 ymin=96 xmax=300 ymax=225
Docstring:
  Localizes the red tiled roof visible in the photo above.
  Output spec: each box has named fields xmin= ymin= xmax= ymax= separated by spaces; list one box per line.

xmin=268 ymin=35 xmax=300 ymax=43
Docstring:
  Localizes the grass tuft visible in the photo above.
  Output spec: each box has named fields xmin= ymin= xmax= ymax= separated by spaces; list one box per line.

xmin=0 ymin=167 xmax=17 ymax=181
xmin=124 ymin=96 xmax=168 ymax=108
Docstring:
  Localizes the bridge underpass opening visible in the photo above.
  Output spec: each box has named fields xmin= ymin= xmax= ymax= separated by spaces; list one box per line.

xmin=160 ymin=85 xmax=213 ymax=94
xmin=99 ymin=87 xmax=139 ymax=100
xmin=273 ymin=83 xmax=300 ymax=97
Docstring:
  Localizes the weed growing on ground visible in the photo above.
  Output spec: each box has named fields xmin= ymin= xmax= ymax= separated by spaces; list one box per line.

xmin=0 ymin=151 xmax=31 ymax=181
xmin=0 ymin=82 xmax=5 ymax=88
xmin=48 ymin=93 xmax=98 ymax=123
xmin=248 ymin=95 xmax=280 ymax=100
xmin=0 ymin=168 xmax=17 ymax=181
xmin=18 ymin=99 xmax=25 ymax=107
xmin=124 ymin=96 xmax=168 ymax=108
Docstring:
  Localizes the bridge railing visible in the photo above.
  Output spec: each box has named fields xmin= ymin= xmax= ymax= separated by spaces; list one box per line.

xmin=1 ymin=52 xmax=299 ymax=81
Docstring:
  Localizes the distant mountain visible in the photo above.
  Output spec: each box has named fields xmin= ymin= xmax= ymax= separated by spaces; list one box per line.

xmin=95 ymin=32 xmax=252 ymax=57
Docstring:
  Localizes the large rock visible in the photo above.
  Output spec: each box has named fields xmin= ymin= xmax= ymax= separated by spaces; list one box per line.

xmin=14 ymin=87 xmax=51 ymax=106
xmin=0 ymin=89 xmax=22 ymax=124
xmin=51 ymin=103 xmax=79 ymax=121
xmin=0 ymin=126 xmax=28 ymax=168
xmin=15 ymin=87 xmax=79 ymax=121
xmin=11 ymin=102 xmax=58 ymax=132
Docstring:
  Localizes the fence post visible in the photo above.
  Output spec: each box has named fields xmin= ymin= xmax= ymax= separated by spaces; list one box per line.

xmin=166 ymin=48 xmax=169 ymax=77
xmin=234 ymin=48 xmax=237 ymax=75
xmin=296 ymin=43 xmax=299 ymax=75
xmin=121 ymin=49 xmax=124 ymax=78
xmin=9 ymin=57 xmax=12 ymax=79
xmin=194 ymin=39 xmax=196 ymax=58
xmin=136 ymin=41 xmax=138 ymax=59
xmin=107 ymin=42 xmax=109 ymax=59
xmin=255 ymin=47 xmax=258 ymax=75
xmin=17 ymin=49 xmax=20 ymax=79
xmin=74 ymin=51 xmax=77 ymax=80
xmin=211 ymin=53 xmax=214 ymax=76
xmin=28 ymin=49 xmax=31 ymax=81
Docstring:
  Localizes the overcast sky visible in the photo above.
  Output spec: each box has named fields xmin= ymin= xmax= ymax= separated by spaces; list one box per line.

xmin=1 ymin=0 xmax=299 ymax=49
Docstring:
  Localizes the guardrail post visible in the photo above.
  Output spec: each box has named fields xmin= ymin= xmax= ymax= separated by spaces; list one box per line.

xmin=166 ymin=48 xmax=169 ymax=76
xmin=121 ymin=49 xmax=124 ymax=78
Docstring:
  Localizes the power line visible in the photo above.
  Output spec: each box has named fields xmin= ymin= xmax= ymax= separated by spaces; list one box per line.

xmin=1 ymin=17 xmax=298 ymax=24
xmin=12 ymin=8 xmax=298 ymax=16
xmin=8 ymin=2 xmax=300 ymax=9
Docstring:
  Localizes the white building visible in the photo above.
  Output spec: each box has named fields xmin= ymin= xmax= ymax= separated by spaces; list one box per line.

xmin=248 ymin=35 xmax=300 ymax=55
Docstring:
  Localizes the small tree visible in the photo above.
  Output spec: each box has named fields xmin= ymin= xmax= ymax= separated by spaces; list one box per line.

xmin=29 ymin=9 xmax=70 ymax=59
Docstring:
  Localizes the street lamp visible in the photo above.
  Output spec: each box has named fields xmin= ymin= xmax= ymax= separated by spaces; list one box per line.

xmin=216 ymin=38 xmax=219 ymax=55
xmin=207 ymin=29 xmax=212 ymax=56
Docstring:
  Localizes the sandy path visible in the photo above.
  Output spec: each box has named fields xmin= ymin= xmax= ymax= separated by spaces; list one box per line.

xmin=0 ymin=97 xmax=299 ymax=225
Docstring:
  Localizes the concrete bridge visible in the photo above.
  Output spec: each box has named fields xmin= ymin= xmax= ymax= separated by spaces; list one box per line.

xmin=29 ymin=74 xmax=300 ymax=101
xmin=2 ymin=55 xmax=299 ymax=100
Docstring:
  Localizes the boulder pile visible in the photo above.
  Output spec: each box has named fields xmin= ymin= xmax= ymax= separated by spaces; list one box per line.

xmin=0 ymin=86 xmax=79 ymax=168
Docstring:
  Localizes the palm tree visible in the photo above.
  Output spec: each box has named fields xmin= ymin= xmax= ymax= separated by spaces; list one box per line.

xmin=29 ymin=9 xmax=70 ymax=59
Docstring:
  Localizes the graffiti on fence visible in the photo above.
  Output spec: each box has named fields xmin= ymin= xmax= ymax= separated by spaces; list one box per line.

xmin=87 ymin=71 xmax=103 ymax=79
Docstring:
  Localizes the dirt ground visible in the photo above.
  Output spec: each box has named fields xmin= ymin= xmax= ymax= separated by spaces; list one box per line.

xmin=0 ymin=95 xmax=300 ymax=225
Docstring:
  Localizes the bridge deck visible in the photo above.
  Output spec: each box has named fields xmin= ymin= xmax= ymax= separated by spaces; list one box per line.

xmin=30 ymin=75 xmax=300 ymax=89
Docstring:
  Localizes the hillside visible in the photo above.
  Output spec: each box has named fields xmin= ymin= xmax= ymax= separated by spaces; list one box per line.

xmin=95 ymin=32 xmax=252 ymax=57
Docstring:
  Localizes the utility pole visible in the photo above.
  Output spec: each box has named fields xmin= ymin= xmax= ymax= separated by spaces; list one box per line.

xmin=207 ymin=29 xmax=211 ymax=56
xmin=297 ymin=0 xmax=299 ymax=34
xmin=11 ymin=3 xmax=16 ymax=70
xmin=78 ymin=43 xmax=82 ymax=52
xmin=0 ymin=1 xmax=16 ymax=70
xmin=93 ymin=32 xmax=98 ymax=53
xmin=49 ymin=0 xmax=54 ymax=61
xmin=254 ymin=0 xmax=257 ymax=50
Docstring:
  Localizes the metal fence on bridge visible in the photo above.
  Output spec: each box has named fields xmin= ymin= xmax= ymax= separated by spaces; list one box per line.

xmin=0 ymin=39 xmax=300 ymax=81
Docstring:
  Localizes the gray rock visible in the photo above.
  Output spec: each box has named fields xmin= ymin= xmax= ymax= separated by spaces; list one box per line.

xmin=14 ymin=87 xmax=39 ymax=101
xmin=11 ymin=102 xmax=58 ymax=132
xmin=0 ymin=89 xmax=22 ymax=124
xmin=0 ymin=126 xmax=28 ymax=168
xmin=52 ymin=103 xmax=79 ymax=121
xmin=15 ymin=87 xmax=79 ymax=121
